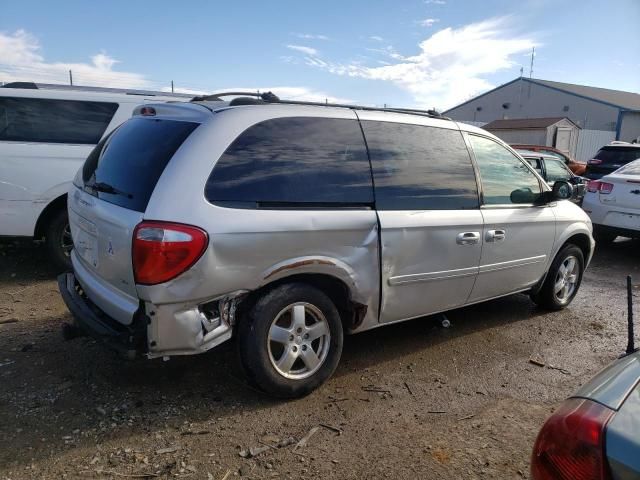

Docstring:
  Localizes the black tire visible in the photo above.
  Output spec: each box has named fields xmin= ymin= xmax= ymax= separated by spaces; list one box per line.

xmin=45 ymin=209 xmax=73 ymax=272
xmin=593 ymin=226 xmax=617 ymax=244
xmin=531 ymin=244 xmax=584 ymax=311
xmin=238 ymin=283 xmax=343 ymax=398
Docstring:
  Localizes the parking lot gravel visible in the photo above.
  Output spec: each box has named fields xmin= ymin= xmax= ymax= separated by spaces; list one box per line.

xmin=0 ymin=239 xmax=638 ymax=479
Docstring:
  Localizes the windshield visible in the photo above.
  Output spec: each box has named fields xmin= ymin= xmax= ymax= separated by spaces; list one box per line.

xmin=615 ymin=160 xmax=640 ymax=176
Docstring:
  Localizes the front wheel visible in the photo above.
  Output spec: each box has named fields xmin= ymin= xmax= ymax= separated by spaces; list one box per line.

xmin=45 ymin=209 xmax=73 ymax=272
xmin=531 ymin=245 xmax=584 ymax=310
xmin=238 ymin=283 xmax=343 ymax=398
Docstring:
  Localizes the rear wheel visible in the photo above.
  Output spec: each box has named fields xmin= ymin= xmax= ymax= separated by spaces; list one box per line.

xmin=45 ymin=209 xmax=73 ymax=272
xmin=238 ymin=283 xmax=343 ymax=398
xmin=531 ymin=245 xmax=584 ymax=310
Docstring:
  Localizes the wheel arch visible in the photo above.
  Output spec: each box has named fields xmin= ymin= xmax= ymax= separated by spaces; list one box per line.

xmin=531 ymin=230 xmax=592 ymax=296
xmin=33 ymin=194 xmax=67 ymax=239
xmin=237 ymin=271 xmax=369 ymax=334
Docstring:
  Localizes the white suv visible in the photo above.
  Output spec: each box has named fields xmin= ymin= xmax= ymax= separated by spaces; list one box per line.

xmin=0 ymin=82 xmax=190 ymax=269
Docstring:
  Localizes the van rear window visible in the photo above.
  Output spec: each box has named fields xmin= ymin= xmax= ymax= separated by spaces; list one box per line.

xmin=82 ymin=117 xmax=198 ymax=212
xmin=0 ymin=97 xmax=118 ymax=144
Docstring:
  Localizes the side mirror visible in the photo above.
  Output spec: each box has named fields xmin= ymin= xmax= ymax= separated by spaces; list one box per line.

xmin=551 ymin=180 xmax=574 ymax=201
xmin=510 ymin=187 xmax=537 ymax=204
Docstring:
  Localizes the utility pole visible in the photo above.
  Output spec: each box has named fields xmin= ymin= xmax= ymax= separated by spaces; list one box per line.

xmin=69 ymin=70 xmax=73 ymax=86
xmin=529 ymin=47 xmax=535 ymax=79
xmin=171 ymin=80 xmax=174 ymax=93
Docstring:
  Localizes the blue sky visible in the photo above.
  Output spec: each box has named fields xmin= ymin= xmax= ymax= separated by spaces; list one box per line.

xmin=1 ymin=0 xmax=639 ymax=110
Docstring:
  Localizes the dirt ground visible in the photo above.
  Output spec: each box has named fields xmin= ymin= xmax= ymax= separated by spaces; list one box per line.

xmin=0 ymin=239 xmax=638 ymax=480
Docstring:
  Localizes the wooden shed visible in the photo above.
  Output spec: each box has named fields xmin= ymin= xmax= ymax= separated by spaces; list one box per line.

xmin=483 ymin=117 xmax=581 ymax=158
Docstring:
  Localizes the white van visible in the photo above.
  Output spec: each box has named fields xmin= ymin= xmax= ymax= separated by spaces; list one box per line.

xmin=0 ymin=82 xmax=190 ymax=269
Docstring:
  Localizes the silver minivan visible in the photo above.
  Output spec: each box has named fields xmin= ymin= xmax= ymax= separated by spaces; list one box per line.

xmin=58 ymin=93 xmax=594 ymax=397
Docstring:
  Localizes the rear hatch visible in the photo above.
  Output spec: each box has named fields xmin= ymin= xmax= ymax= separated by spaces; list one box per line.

xmin=69 ymin=115 xmax=199 ymax=324
xmin=586 ymin=146 xmax=640 ymax=179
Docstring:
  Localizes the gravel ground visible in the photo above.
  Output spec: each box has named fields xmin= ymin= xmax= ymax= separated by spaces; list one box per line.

xmin=0 ymin=238 xmax=638 ymax=479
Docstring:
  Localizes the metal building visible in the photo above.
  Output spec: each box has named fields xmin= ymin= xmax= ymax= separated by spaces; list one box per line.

xmin=444 ymin=77 xmax=640 ymax=159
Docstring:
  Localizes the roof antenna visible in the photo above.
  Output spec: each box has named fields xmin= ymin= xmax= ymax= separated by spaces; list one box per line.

xmin=623 ymin=275 xmax=637 ymax=357
xmin=529 ymin=47 xmax=535 ymax=79
xmin=520 ymin=66 xmax=524 ymax=78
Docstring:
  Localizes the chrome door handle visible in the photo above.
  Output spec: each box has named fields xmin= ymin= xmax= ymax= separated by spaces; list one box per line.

xmin=486 ymin=229 xmax=506 ymax=242
xmin=456 ymin=231 xmax=480 ymax=245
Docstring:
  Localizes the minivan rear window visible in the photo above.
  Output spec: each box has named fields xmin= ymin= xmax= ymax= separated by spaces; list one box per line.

xmin=205 ymin=117 xmax=374 ymax=207
xmin=82 ymin=117 xmax=198 ymax=212
xmin=0 ymin=97 xmax=118 ymax=144
xmin=593 ymin=147 xmax=640 ymax=165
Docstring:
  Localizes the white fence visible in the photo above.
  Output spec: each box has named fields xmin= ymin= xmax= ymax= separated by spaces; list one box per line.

xmin=575 ymin=129 xmax=616 ymax=162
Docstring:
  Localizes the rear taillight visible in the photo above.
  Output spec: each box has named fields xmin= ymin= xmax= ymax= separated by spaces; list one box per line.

xmin=531 ymin=398 xmax=613 ymax=480
xmin=588 ymin=159 xmax=603 ymax=165
xmin=132 ymin=221 xmax=208 ymax=285
xmin=587 ymin=181 xmax=614 ymax=194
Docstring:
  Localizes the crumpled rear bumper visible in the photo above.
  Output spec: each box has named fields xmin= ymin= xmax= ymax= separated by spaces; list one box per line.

xmin=58 ymin=271 xmax=237 ymax=359
xmin=57 ymin=272 xmax=147 ymax=359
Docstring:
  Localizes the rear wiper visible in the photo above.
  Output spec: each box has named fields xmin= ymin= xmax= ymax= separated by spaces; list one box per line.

xmin=86 ymin=181 xmax=133 ymax=199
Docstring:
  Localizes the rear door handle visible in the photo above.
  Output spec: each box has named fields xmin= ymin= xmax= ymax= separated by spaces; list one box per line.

xmin=486 ymin=229 xmax=506 ymax=242
xmin=456 ymin=231 xmax=480 ymax=245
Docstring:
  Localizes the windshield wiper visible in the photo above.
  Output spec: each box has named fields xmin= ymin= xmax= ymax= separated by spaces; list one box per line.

xmin=86 ymin=181 xmax=133 ymax=199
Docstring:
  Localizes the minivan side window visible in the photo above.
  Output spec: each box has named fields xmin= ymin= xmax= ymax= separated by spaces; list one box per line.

xmin=205 ymin=117 xmax=374 ymax=207
xmin=0 ymin=97 xmax=118 ymax=144
xmin=469 ymin=135 xmax=542 ymax=205
xmin=362 ymin=121 xmax=479 ymax=210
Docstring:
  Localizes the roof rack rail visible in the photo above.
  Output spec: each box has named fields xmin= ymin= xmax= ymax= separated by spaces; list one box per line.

xmin=191 ymin=91 xmax=449 ymax=120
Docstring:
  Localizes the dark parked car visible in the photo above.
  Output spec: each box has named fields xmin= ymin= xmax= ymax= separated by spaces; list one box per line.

xmin=517 ymin=150 xmax=587 ymax=203
xmin=585 ymin=143 xmax=640 ymax=180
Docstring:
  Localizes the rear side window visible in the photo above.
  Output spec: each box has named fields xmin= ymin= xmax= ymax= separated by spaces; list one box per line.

xmin=82 ymin=117 xmax=198 ymax=212
xmin=205 ymin=117 xmax=373 ymax=207
xmin=362 ymin=121 xmax=479 ymax=210
xmin=0 ymin=97 xmax=118 ymax=144
xmin=593 ymin=147 xmax=640 ymax=165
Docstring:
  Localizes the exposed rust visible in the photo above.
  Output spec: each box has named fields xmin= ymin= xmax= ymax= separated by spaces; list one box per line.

xmin=264 ymin=259 xmax=336 ymax=280
xmin=350 ymin=303 xmax=368 ymax=331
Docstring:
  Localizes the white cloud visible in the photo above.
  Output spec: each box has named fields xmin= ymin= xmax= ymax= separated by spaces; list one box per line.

xmin=0 ymin=30 xmax=349 ymax=105
xmin=299 ymin=17 xmax=536 ymax=109
xmin=418 ymin=18 xmax=439 ymax=27
xmin=286 ymin=44 xmax=318 ymax=56
xmin=294 ymin=33 xmax=329 ymax=40
xmin=369 ymin=36 xmax=384 ymax=42
xmin=0 ymin=29 xmax=149 ymax=88
xmin=424 ymin=0 xmax=446 ymax=4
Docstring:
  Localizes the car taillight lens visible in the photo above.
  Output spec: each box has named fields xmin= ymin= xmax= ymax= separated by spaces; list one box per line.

xmin=598 ymin=182 xmax=614 ymax=194
xmin=132 ymin=221 xmax=208 ymax=285
xmin=587 ymin=181 xmax=614 ymax=194
xmin=588 ymin=159 xmax=603 ymax=165
xmin=531 ymin=398 xmax=614 ymax=480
